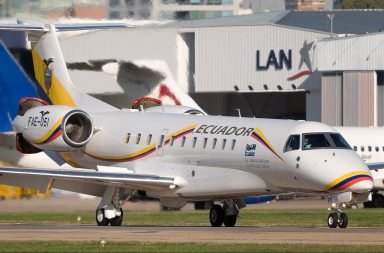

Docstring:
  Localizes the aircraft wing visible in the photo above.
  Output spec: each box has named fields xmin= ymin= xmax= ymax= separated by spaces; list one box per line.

xmin=0 ymin=166 xmax=175 ymax=195
xmin=367 ymin=163 xmax=384 ymax=170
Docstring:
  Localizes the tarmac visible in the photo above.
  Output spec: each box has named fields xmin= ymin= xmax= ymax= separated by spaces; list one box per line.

xmin=0 ymin=196 xmax=378 ymax=244
xmin=0 ymin=224 xmax=383 ymax=244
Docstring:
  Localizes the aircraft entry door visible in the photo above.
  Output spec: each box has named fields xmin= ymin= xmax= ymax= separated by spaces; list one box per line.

xmin=157 ymin=128 xmax=169 ymax=157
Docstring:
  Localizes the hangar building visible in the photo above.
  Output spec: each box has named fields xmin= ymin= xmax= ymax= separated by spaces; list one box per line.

xmin=2 ymin=10 xmax=384 ymax=126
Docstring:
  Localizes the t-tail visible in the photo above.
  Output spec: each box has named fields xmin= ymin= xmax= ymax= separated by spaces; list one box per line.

xmin=0 ymin=19 xmax=131 ymax=113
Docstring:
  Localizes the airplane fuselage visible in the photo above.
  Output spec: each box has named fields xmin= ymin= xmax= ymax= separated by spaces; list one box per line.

xmin=61 ymin=110 xmax=372 ymax=200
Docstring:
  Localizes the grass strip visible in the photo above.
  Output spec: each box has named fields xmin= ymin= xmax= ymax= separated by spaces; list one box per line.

xmin=0 ymin=241 xmax=382 ymax=252
xmin=0 ymin=209 xmax=383 ymax=227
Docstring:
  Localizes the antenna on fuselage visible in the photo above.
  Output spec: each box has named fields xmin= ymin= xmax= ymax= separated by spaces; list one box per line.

xmin=236 ymin=109 xmax=241 ymax=118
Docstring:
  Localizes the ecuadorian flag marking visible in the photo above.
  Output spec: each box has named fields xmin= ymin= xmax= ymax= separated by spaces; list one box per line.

xmin=85 ymin=124 xmax=198 ymax=162
xmin=318 ymin=171 xmax=373 ymax=193
xmin=251 ymin=127 xmax=285 ymax=162
xmin=27 ymin=117 xmax=63 ymax=145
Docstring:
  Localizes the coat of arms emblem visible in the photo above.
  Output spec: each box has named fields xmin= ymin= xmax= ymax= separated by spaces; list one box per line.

xmin=43 ymin=58 xmax=53 ymax=95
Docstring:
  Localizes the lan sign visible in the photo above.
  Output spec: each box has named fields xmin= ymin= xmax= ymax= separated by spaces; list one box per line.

xmin=256 ymin=50 xmax=292 ymax=70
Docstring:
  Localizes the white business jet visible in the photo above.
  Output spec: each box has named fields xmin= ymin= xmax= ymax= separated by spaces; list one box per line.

xmin=0 ymin=19 xmax=374 ymax=228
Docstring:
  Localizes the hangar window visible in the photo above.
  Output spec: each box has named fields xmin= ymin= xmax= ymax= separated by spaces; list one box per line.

xmin=368 ymin=146 xmax=372 ymax=152
xmin=180 ymin=136 xmax=186 ymax=147
xmin=170 ymin=136 xmax=175 ymax=146
xmin=221 ymin=139 xmax=226 ymax=150
xmin=376 ymin=146 xmax=379 ymax=152
xmin=361 ymin=146 xmax=365 ymax=152
xmin=303 ymin=134 xmax=332 ymax=150
xmin=202 ymin=138 xmax=208 ymax=149
xmin=211 ymin=138 xmax=217 ymax=149
xmin=231 ymin=139 xmax=236 ymax=150
xmin=136 ymin=134 xmax=141 ymax=144
xmin=147 ymin=134 xmax=152 ymax=145
xmin=284 ymin=135 xmax=300 ymax=152
xmin=329 ymin=134 xmax=352 ymax=149
xmin=192 ymin=137 xmax=197 ymax=148
xmin=353 ymin=146 xmax=357 ymax=152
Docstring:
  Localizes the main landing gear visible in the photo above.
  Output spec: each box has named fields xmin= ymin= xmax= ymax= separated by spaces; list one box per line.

xmin=96 ymin=187 xmax=136 ymax=226
xmin=209 ymin=199 xmax=245 ymax=227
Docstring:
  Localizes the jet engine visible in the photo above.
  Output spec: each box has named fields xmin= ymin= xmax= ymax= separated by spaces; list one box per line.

xmin=13 ymin=102 xmax=93 ymax=153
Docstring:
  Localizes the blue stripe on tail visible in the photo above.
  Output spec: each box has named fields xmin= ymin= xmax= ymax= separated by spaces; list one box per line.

xmin=0 ymin=41 xmax=38 ymax=132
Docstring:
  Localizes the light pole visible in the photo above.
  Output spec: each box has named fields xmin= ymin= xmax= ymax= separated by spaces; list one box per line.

xmin=327 ymin=14 xmax=335 ymax=37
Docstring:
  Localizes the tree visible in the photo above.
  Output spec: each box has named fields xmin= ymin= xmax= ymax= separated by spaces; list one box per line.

xmin=338 ymin=0 xmax=384 ymax=9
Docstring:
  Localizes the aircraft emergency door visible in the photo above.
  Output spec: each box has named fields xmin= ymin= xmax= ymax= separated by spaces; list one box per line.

xmin=157 ymin=128 xmax=169 ymax=156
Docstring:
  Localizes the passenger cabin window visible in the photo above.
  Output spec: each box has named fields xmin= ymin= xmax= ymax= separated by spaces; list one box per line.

xmin=146 ymin=134 xmax=152 ymax=145
xmin=328 ymin=133 xmax=352 ymax=149
xmin=221 ymin=139 xmax=226 ymax=150
xmin=303 ymin=134 xmax=332 ymax=149
xmin=284 ymin=135 xmax=300 ymax=152
xmin=180 ymin=136 xmax=186 ymax=147
xmin=211 ymin=138 xmax=217 ymax=149
xmin=202 ymin=138 xmax=208 ymax=149
xmin=368 ymin=146 xmax=372 ymax=152
xmin=125 ymin=133 xmax=131 ymax=144
xmin=136 ymin=134 xmax=141 ymax=144
xmin=231 ymin=139 xmax=236 ymax=150
xmin=376 ymin=146 xmax=379 ymax=152
xmin=158 ymin=135 xmax=164 ymax=148
xmin=353 ymin=146 xmax=357 ymax=152
xmin=361 ymin=146 xmax=365 ymax=152
xmin=192 ymin=137 xmax=197 ymax=148
xmin=170 ymin=136 xmax=175 ymax=146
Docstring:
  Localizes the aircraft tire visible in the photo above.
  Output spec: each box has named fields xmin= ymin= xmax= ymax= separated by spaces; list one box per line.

xmin=223 ymin=215 xmax=237 ymax=227
xmin=337 ymin=213 xmax=348 ymax=228
xmin=327 ymin=213 xmax=337 ymax=228
xmin=372 ymin=194 xmax=384 ymax=208
xmin=96 ymin=208 xmax=109 ymax=226
xmin=209 ymin=204 xmax=224 ymax=227
xmin=110 ymin=208 xmax=123 ymax=226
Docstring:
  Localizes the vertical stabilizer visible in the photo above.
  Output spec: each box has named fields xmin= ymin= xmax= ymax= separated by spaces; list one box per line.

xmin=0 ymin=19 xmax=131 ymax=113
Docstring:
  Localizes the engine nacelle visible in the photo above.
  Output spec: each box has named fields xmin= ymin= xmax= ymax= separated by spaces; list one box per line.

xmin=13 ymin=105 xmax=93 ymax=152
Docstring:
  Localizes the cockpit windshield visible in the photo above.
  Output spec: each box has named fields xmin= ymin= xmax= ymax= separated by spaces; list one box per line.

xmin=303 ymin=134 xmax=332 ymax=149
xmin=329 ymin=133 xmax=352 ymax=149
xmin=302 ymin=133 xmax=352 ymax=150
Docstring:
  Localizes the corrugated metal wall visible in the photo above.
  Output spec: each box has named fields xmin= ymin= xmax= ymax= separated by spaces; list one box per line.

xmin=195 ymin=25 xmax=328 ymax=92
xmin=322 ymin=71 xmax=375 ymax=126
xmin=322 ymin=72 xmax=342 ymax=126
xmin=318 ymin=33 xmax=384 ymax=72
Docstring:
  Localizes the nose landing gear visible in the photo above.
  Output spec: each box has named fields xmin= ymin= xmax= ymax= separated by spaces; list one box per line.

xmin=327 ymin=208 xmax=348 ymax=228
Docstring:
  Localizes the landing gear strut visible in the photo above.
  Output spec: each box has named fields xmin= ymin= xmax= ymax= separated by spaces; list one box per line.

xmin=96 ymin=187 xmax=136 ymax=226
xmin=209 ymin=199 xmax=245 ymax=227
xmin=328 ymin=206 xmax=348 ymax=228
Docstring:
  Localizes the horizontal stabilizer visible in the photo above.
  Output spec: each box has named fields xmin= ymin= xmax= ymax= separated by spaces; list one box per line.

xmin=0 ymin=166 xmax=175 ymax=191
xmin=0 ymin=19 xmax=131 ymax=32
xmin=55 ymin=23 xmax=132 ymax=31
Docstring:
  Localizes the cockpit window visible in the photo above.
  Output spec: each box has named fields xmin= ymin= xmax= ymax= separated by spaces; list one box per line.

xmin=303 ymin=134 xmax=332 ymax=149
xmin=284 ymin=135 xmax=300 ymax=152
xmin=329 ymin=133 xmax=352 ymax=150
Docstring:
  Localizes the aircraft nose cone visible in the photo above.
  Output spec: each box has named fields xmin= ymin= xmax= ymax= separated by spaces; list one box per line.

xmin=349 ymin=179 xmax=373 ymax=193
